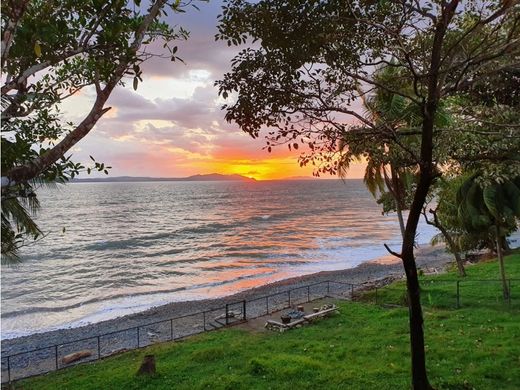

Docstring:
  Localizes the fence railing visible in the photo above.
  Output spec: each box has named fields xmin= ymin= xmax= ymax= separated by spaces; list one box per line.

xmin=2 ymin=278 xmax=517 ymax=383
xmin=370 ymin=278 xmax=519 ymax=309
xmin=0 ymin=280 xmax=355 ymax=383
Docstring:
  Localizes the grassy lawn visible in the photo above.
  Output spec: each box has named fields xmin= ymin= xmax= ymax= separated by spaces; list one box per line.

xmin=17 ymin=253 xmax=520 ymax=390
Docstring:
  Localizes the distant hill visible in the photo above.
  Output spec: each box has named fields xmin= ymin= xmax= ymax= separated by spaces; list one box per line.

xmin=72 ymin=173 xmax=256 ymax=183
xmin=281 ymin=176 xmax=318 ymax=180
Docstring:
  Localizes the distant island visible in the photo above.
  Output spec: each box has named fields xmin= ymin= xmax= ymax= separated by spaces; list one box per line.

xmin=72 ymin=173 xmax=256 ymax=183
xmin=282 ymin=176 xmax=318 ymax=180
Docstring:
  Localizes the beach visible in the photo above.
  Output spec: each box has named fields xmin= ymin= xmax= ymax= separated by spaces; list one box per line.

xmin=1 ymin=244 xmax=452 ymax=359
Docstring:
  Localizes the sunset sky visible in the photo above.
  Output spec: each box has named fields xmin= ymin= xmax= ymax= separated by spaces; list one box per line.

xmin=65 ymin=1 xmax=366 ymax=181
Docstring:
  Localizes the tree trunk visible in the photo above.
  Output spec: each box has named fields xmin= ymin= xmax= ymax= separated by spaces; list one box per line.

xmin=432 ymin=216 xmax=466 ymax=277
xmin=137 ymin=355 xmax=156 ymax=376
xmin=387 ymin=165 xmax=406 ymax=240
xmin=495 ymin=225 xmax=509 ymax=300
xmin=452 ymin=247 xmax=466 ymax=278
xmin=402 ymin=169 xmax=433 ymax=390
xmin=396 ymin=205 xmax=406 ymax=241
xmin=402 ymin=2 xmax=461 ymax=385
xmin=402 ymin=255 xmax=431 ymax=390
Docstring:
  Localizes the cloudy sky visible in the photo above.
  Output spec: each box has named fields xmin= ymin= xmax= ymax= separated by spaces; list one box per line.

xmin=66 ymin=1 xmax=365 ymax=181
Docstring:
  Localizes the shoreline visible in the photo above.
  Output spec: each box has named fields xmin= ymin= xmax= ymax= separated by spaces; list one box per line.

xmin=1 ymin=244 xmax=452 ymax=356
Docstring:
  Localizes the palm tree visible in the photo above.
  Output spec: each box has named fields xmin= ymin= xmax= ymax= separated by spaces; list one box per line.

xmin=424 ymin=176 xmax=471 ymax=277
xmin=1 ymin=187 xmax=43 ymax=264
xmin=457 ymin=175 xmax=520 ymax=299
xmin=1 ymin=134 xmax=44 ymax=263
xmin=339 ymin=65 xmax=432 ymax=239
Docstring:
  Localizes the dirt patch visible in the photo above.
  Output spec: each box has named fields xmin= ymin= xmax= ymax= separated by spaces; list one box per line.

xmin=234 ymin=299 xmax=340 ymax=333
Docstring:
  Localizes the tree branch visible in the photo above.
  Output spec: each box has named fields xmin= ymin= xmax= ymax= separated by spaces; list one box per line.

xmin=384 ymin=243 xmax=402 ymax=258
xmin=1 ymin=0 xmax=30 ymax=68
xmin=3 ymin=0 xmax=169 ymax=186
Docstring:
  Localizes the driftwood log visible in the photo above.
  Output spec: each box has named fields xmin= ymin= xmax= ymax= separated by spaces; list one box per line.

xmin=61 ymin=350 xmax=92 ymax=365
xmin=137 ymin=355 xmax=156 ymax=376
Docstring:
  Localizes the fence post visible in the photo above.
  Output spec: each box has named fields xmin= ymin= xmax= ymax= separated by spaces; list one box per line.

xmin=266 ymin=296 xmax=269 ymax=314
xmin=97 ymin=336 xmax=101 ymax=358
xmin=137 ymin=327 xmax=140 ymax=348
xmin=456 ymin=280 xmax=460 ymax=309
xmin=243 ymin=300 xmax=246 ymax=320
xmin=203 ymin=311 xmax=206 ymax=331
xmin=351 ymin=284 xmax=354 ymax=299
xmin=288 ymin=290 xmax=291 ymax=308
xmin=375 ymin=287 xmax=378 ymax=305
xmin=508 ymin=279 xmax=512 ymax=308
xmin=170 ymin=319 xmax=174 ymax=340
xmin=7 ymin=356 xmax=10 ymax=383
xmin=307 ymin=285 xmax=310 ymax=302
xmin=327 ymin=281 xmax=330 ymax=296
xmin=55 ymin=345 xmax=59 ymax=370
xmin=225 ymin=304 xmax=229 ymax=325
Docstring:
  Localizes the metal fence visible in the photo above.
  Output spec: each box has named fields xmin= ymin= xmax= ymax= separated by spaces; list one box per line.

xmin=2 ymin=278 xmax=517 ymax=384
xmin=0 ymin=280 xmax=355 ymax=383
xmin=370 ymin=278 xmax=519 ymax=309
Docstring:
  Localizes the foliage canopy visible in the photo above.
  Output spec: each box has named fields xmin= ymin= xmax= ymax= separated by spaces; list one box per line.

xmin=1 ymin=0 xmax=203 ymax=261
xmin=216 ymin=1 xmax=520 ymax=388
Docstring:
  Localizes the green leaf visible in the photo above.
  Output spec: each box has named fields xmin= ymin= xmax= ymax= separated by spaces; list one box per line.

xmin=34 ymin=41 xmax=42 ymax=58
xmin=483 ymin=185 xmax=499 ymax=219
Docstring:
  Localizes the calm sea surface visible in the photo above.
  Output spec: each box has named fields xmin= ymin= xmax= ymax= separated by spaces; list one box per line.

xmin=1 ymin=180 xmax=436 ymax=338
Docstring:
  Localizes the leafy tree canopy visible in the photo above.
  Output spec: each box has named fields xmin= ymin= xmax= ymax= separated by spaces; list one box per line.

xmin=217 ymin=0 xmax=519 ymax=176
xmin=1 ymin=0 xmax=204 ymax=261
xmin=216 ymin=1 xmax=519 ymax=388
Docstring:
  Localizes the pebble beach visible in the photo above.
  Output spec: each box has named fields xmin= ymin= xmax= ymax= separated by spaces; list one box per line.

xmin=1 ymin=245 xmax=452 ymax=359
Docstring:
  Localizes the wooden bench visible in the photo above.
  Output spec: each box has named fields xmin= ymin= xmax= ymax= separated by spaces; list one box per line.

xmin=265 ymin=305 xmax=338 ymax=332
xmin=303 ymin=306 xmax=338 ymax=321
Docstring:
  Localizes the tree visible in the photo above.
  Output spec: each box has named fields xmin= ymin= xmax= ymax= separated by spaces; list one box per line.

xmin=1 ymin=0 xmax=200 ymax=261
xmin=457 ymin=174 xmax=520 ymax=299
xmin=423 ymin=36 xmax=520 ymax=277
xmin=423 ymin=175 xmax=469 ymax=277
xmin=340 ymin=65 xmax=452 ymax=241
xmin=339 ymin=65 xmax=421 ymax=239
xmin=216 ymin=1 xmax=520 ymax=388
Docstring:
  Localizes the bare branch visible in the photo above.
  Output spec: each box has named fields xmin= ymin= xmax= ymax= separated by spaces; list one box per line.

xmin=384 ymin=243 xmax=402 ymax=258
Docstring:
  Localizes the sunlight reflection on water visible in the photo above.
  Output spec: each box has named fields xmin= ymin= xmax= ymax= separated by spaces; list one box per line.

xmin=1 ymin=179 xmax=437 ymax=337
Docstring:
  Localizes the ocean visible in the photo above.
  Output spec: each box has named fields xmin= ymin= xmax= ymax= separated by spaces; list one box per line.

xmin=1 ymin=179 xmax=437 ymax=338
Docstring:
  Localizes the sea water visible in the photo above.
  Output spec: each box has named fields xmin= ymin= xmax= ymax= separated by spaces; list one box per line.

xmin=1 ymin=179 xmax=437 ymax=338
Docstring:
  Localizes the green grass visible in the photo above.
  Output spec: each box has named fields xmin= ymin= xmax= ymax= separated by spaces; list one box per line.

xmin=18 ymin=253 xmax=520 ymax=390
xmin=360 ymin=252 xmax=520 ymax=310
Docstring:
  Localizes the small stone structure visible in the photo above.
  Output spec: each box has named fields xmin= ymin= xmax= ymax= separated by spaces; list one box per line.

xmin=264 ymin=304 xmax=338 ymax=332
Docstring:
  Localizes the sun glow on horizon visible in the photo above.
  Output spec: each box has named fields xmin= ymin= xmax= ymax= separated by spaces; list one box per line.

xmin=184 ymin=156 xmax=366 ymax=181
